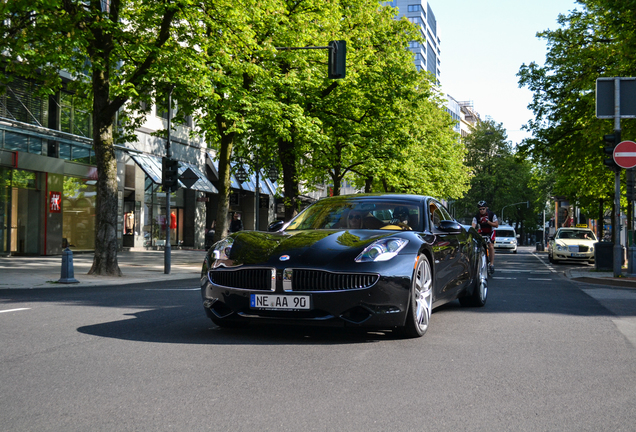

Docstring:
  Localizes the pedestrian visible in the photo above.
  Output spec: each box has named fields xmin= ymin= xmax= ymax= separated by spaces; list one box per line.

xmin=229 ymin=212 xmax=243 ymax=233
xmin=472 ymin=200 xmax=499 ymax=274
xmin=205 ymin=220 xmax=216 ymax=249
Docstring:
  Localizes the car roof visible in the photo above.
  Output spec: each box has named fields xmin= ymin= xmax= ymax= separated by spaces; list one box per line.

xmin=495 ymin=225 xmax=515 ymax=230
xmin=319 ymin=193 xmax=430 ymax=204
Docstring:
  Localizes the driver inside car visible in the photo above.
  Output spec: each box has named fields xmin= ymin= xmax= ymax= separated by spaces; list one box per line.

xmin=387 ymin=205 xmax=412 ymax=230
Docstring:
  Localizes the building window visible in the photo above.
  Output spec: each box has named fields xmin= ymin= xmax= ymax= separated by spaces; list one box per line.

xmin=409 ymin=41 xmax=420 ymax=49
xmin=57 ymin=142 xmax=94 ymax=164
xmin=408 ymin=16 xmax=423 ymax=25
xmin=407 ymin=4 xmax=421 ymax=12
xmin=1 ymin=130 xmax=45 ymax=155
xmin=0 ymin=77 xmax=49 ymax=127
xmin=60 ymin=92 xmax=92 ymax=138
xmin=62 ymin=176 xmax=96 ymax=251
xmin=4 ymin=131 xmax=29 ymax=152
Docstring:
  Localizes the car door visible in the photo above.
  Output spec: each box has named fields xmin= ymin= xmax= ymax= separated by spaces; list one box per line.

xmin=428 ymin=200 xmax=467 ymax=302
xmin=437 ymin=202 xmax=471 ymax=295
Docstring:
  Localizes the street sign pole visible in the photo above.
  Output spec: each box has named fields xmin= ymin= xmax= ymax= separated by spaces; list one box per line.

xmin=596 ymin=77 xmax=636 ymax=276
xmin=165 ymin=86 xmax=174 ymax=275
xmin=613 ymin=78 xmax=622 ymax=277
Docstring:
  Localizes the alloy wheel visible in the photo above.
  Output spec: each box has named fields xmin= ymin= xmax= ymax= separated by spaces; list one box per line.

xmin=414 ymin=257 xmax=433 ymax=332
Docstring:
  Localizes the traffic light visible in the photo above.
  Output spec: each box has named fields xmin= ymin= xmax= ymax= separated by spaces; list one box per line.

xmin=162 ymin=157 xmax=180 ymax=192
xmin=328 ymin=40 xmax=346 ymax=79
xmin=603 ymin=131 xmax=621 ymax=170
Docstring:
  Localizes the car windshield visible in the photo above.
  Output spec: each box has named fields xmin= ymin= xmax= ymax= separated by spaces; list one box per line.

xmin=496 ymin=230 xmax=515 ymax=237
xmin=285 ymin=198 xmax=423 ymax=231
xmin=556 ymin=230 xmax=597 ymax=241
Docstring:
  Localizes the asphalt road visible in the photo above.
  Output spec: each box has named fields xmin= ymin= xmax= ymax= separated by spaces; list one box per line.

xmin=1 ymin=247 xmax=635 ymax=431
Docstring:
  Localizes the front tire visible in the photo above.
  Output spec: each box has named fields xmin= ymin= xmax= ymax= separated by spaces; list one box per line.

xmin=460 ymin=247 xmax=488 ymax=307
xmin=400 ymin=254 xmax=433 ymax=338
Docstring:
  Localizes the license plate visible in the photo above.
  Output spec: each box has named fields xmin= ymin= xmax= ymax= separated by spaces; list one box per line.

xmin=250 ymin=294 xmax=311 ymax=310
xmin=571 ymin=253 xmax=586 ymax=257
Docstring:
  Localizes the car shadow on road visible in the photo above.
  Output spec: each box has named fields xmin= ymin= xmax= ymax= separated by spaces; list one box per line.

xmin=76 ymin=307 xmax=419 ymax=345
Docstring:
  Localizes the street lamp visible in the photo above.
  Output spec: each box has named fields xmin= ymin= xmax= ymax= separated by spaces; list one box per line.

xmin=234 ymin=158 xmax=249 ymax=183
xmin=500 ymin=201 xmax=529 ymax=225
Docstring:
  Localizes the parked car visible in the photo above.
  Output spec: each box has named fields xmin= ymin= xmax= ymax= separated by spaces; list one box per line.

xmin=494 ymin=225 xmax=518 ymax=253
xmin=548 ymin=227 xmax=597 ymax=264
xmin=201 ymin=194 xmax=489 ymax=338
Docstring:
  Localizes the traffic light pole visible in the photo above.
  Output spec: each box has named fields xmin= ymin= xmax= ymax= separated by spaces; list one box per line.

xmin=165 ymin=86 xmax=174 ymax=275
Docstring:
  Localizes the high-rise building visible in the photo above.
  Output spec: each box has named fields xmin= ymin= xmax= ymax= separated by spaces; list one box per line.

xmin=384 ymin=0 xmax=441 ymax=81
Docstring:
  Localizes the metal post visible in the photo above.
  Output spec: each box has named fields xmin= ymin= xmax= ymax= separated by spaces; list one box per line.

xmin=613 ymin=78 xmax=622 ymax=277
xmin=164 ymin=86 xmax=174 ymax=275
xmin=255 ymin=153 xmax=260 ymax=231
xmin=542 ymin=209 xmax=546 ymax=248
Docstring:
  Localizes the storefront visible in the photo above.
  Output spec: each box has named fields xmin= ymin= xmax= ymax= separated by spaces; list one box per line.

xmin=128 ymin=152 xmax=217 ymax=250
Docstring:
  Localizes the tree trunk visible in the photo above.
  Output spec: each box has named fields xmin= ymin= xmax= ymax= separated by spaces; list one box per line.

xmin=279 ymin=137 xmax=299 ymax=221
xmin=365 ymin=177 xmax=373 ymax=193
xmin=331 ymin=166 xmax=341 ymax=196
xmin=214 ymin=124 xmax=235 ymax=243
xmin=88 ymin=72 xmax=121 ymax=276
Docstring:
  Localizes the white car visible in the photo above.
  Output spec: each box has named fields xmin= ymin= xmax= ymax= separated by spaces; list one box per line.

xmin=494 ymin=226 xmax=517 ymax=253
xmin=548 ymin=228 xmax=597 ymax=264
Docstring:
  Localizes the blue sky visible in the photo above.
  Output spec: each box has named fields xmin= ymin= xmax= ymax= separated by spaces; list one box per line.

xmin=430 ymin=0 xmax=581 ymax=145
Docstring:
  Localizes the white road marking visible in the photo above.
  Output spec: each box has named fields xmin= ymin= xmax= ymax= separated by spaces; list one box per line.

xmin=528 ymin=278 xmax=553 ymax=281
xmin=498 ymin=269 xmax=552 ymax=273
xmin=0 ymin=308 xmax=31 ymax=314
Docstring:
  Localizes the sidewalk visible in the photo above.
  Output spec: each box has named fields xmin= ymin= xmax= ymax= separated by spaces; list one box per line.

xmin=0 ymin=249 xmax=205 ymax=289
xmin=565 ymin=267 xmax=636 ymax=288
xmin=532 ymin=247 xmax=636 ymax=288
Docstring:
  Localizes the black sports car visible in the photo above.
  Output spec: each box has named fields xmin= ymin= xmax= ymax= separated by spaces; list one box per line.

xmin=201 ymin=194 xmax=489 ymax=338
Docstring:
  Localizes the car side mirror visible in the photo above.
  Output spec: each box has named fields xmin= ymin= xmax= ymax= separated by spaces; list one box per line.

xmin=438 ymin=220 xmax=463 ymax=233
xmin=268 ymin=220 xmax=285 ymax=232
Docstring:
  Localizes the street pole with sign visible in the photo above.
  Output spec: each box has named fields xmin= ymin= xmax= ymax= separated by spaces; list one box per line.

xmin=596 ymin=77 xmax=636 ymax=276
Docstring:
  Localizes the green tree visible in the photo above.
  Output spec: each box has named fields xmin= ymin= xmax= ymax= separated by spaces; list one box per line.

xmin=0 ymin=0 xmax=210 ymax=274
xmin=517 ymin=0 xmax=636 ymax=218
xmin=456 ymin=119 xmax=543 ymax=240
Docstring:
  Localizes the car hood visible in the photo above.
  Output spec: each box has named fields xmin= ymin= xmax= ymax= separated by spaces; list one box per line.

xmin=556 ymin=239 xmax=596 ymax=246
xmin=217 ymin=229 xmax=405 ymax=267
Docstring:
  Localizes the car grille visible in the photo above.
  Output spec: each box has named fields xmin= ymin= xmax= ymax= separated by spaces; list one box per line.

xmin=568 ymin=245 xmax=589 ymax=253
xmin=288 ymin=270 xmax=379 ymax=292
xmin=209 ymin=268 xmax=275 ymax=291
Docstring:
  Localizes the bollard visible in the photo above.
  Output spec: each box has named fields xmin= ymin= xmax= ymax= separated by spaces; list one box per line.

xmin=58 ymin=247 xmax=79 ymax=284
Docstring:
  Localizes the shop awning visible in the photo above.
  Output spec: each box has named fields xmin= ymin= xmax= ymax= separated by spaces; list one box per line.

xmin=207 ymin=152 xmax=278 ymax=195
xmin=130 ymin=153 xmax=218 ymax=194
xmin=178 ymin=161 xmax=218 ymax=193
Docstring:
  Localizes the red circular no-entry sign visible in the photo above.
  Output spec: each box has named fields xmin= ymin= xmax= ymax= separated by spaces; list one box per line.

xmin=613 ymin=140 xmax=636 ymax=169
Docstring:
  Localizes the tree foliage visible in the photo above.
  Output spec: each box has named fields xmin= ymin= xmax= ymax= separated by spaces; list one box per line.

xmin=517 ymin=0 xmax=636 ymax=216
xmin=1 ymin=0 xmax=474 ymax=255
xmin=454 ymin=120 xmax=543 ymax=238
xmin=0 ymin=0 xmax=215 ymax=274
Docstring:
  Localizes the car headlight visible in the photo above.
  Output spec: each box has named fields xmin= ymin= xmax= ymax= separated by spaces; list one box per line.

xmin=556 ymin=244 xmax=566 ymax=251
xmin=212 ymin=237 xmax=234 ymax=260
xmin=590 ymin=246 xmax=594 ymax=253
xmin=355 ymin=238 xmax=408 ymax=262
